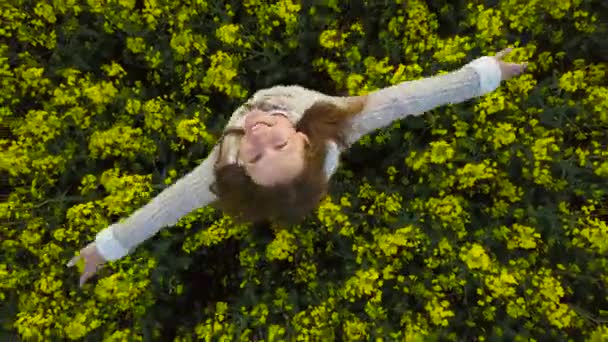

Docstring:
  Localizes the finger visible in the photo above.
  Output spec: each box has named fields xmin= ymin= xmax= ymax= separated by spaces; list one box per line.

xmin=80 ymin=262 xmax=103 ymax=287
xmin=495 ymin=48 xmax=513 ymax=60
xmin=67 ymin=255 xmax=80 ymax=267
xmin=79 ymin=270 xmax=92 ymax=287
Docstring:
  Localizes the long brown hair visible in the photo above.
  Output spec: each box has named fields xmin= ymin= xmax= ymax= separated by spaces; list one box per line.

xmin=209 ymin=97 xmax=365 ymax=224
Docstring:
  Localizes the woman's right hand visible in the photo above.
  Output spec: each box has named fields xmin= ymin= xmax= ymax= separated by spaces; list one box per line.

xmin=493 ymin=48 xmax=529 ymax=81
xmin=67 ymin=241 xmax=107 ymax=287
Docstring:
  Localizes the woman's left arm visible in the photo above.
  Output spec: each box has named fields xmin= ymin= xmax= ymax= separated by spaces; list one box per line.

xmin=345 ymin=49 xmax=527 ymax=145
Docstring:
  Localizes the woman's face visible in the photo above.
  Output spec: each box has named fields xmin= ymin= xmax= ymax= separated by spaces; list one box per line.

xmin=239 ymin=109 xmax=310 ymax=186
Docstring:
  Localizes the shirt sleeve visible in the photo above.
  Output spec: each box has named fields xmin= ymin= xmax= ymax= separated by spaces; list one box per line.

xmin=94 ymin=146 xmax=220 ymax=261
xmin=345 ymin=56 xmax=502 ymax=145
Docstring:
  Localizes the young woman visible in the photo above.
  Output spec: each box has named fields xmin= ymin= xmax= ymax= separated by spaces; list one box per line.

xmin=68 ymin=49 xmax=528 ymax=286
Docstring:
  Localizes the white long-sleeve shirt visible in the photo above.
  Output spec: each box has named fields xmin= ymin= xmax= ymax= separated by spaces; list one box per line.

xmin=94 ymin=56 xmax=503 ymax=261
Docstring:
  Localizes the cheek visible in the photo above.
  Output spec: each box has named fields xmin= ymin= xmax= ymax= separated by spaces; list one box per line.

xmin=273 ymin=133 xmax=288 ymax=146
xmin=276 ymin=121 xmax=296 ymax=135
xmin=291 ymin=134 xmax=307 ymax=155
xmin=239 ymin=138 xmax=252 ymax=159
xmin=282 ymin=143 xmax=306 ymax=172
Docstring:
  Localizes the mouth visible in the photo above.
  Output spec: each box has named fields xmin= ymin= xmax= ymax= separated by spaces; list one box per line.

xmin=251 ymin=122 xmax=270 ymax=131
xmin=246 ymin=120 xmax=273 ymax=134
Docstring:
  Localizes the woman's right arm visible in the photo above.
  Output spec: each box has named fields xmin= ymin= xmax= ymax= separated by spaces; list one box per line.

xmin=68 ymin=145 xmax=220 ymax=286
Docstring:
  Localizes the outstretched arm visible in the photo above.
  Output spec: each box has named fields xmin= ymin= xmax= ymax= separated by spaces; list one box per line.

xmin=68 ymin=145 xmax=220 ymax=286
xmin=345 ymin=49 xmax=527 ymax=145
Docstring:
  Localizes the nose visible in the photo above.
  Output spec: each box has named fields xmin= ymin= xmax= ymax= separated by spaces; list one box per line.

xmin=246 ymin=124 xmax=272 ymax=146
xmin=243 ymin=126 xmax=274 ymax=158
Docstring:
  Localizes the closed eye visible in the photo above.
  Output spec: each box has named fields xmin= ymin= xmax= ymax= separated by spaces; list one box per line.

xmin=276 ymin=141 xmax=288 ymax=150
xmin=250 ymin=153 xmax=263 ymax=164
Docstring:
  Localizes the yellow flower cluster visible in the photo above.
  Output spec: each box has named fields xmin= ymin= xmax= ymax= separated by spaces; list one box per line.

xmin=2 ymin=0 xmax=606 ymax=340
xmin=88 ymin=124 xmax=157 ymax=159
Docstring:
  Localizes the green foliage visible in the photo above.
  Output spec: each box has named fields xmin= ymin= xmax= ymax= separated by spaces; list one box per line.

xmin=1 ymin=0 xmax=607 ymax=340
